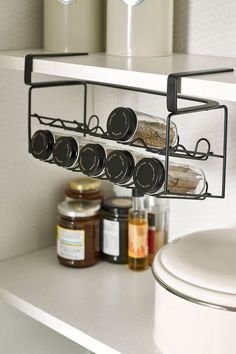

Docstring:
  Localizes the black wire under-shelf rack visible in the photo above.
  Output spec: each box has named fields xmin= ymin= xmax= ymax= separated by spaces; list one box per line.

xmin=25 ymin=53 xmax=232 ymax=201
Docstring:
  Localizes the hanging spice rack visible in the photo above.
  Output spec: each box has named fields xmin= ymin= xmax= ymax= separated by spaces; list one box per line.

xmin=25 ymin=53 xmax=233 ymax=200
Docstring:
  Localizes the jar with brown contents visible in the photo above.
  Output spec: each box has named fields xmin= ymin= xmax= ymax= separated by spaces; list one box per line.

xmin=65 ymin=177 xmax=102 ymax=203
xmin=57 ymin=200 xmax=100 ymax=268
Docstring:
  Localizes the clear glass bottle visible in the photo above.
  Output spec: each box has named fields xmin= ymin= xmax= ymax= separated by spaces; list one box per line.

xmin=133 ymin=158 xmax=206 ymax=196
xmin=128 ymin=188 xmax=148 ymax=271
xmin=52 ymin=136 xmax=83 ymax=169
xmin=106 ymin=107 xmax=178 ymax=149
xmin=144 ymin=196 xmax=169 ymax=265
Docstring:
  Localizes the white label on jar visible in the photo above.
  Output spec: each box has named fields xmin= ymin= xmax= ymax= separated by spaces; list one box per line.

xmin=57 ymin=226 xmax=85 ymax=261
xmin=103 ymin=219 xmax=120 ymax=256
xmin=57 ymin=0 xmax=75 ymax=5
xmin=122 ymin=0 xmax=144 ymax=6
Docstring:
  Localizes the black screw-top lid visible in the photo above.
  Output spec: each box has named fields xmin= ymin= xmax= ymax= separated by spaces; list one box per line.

xmin=53 ymin=137 xmax=78 ymax=168
xmin=105 ymin=150 xmax=135 ymax=184
xmin=102 ymin=197 xmax=132 ymax=216
xmin=106 ymin=107 xmax=137 ymax=141
xmin=132 ymin=188 xmax=144 ymax=197
xmin=79 ymin=144 xmax=106 ymax=176
xmin=31 ymin=130 xmax=54 ymax=160
xmin=133 ymin=158 xmax=165 ymax=194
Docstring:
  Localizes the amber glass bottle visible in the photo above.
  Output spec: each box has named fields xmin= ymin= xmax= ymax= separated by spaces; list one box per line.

xmin=128 ymin=188 xmax=148 ymax=271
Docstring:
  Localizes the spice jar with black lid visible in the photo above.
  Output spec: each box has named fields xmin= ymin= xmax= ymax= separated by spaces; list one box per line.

xmin=79 ymin=143 xmax=108 ymax=177
xmin=101 ymin=197 xmax=132 ymax=264
xmin=53 ymin=136 xmax=82 ymax=169
xmin=106 ymin=107 xmax=178 ymax=149
xmin=65 ymin=177 xmax=102 ymax=203
xmin=57 ymin=200 xmax=101 ymax=268
xmin=31 ymin=129 xmax=55 ymax=161
xmin=105 ymin=150 xmax=135 ymax=185
xmin=133 ymin=158 xmax=206 ymax=195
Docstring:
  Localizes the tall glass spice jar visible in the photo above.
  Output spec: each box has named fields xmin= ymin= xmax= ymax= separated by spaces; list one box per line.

xmin=128 ymin=188 xmax=148 ymax=271
xmin=106 ymin=107 xmax=178 ymax=149
xmin=102 ymin=197 xmax=132 ymax=264
xmin=65 ymin=177 xmax=102 ymax=203
xmin=57 ymin=200 xmax=100 ymax=268
xmin=31 ymin=130 xmax=55 ymax=161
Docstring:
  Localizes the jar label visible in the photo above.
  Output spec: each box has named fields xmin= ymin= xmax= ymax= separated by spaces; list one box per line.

xmin=122 ymin=0 xmax=144 ymax=6
xmin=103 ymin=219 xmax=120 ymax=256
xmin=57 ymin=225 xmax=85 ymax=261
xmin=128 ymin=223 xmax=148 ymax=258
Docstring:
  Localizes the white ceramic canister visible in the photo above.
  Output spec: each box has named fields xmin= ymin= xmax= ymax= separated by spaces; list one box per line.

xmin=44 ymin=0 xmax=105 ymax=52
xmin=152 ymin=229 xmax=236 ymax=354
xmin=106 ymin=0 xmax=174 ymax=57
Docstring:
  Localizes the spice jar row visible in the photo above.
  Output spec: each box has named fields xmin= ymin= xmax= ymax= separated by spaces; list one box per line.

xmin=31 ymin=130 xmax=206 ymax=196
xmin=56 ymin=177 xmax=169 ymax=271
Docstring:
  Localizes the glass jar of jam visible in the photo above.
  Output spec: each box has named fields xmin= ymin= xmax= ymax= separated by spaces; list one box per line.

xmin=57 ymin=200 xmax=101 ymax=268
xmin=65 ymin=177 xmax=102 ymax=203
xmin=101 ymin=197 xmax=132 ymax=264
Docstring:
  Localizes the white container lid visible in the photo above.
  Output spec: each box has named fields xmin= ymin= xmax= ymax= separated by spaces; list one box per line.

xmin=152 ymin=229 xmax=236 ymax=310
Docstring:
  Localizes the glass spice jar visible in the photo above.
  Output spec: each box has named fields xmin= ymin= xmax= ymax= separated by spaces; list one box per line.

xmin=106 ymin=107 xmax=178 ymax=149
xmin=79 ymin=143 xmax=109 ymax=177
xmin=57 ymin=200 xmax=101 ymax=268
xmin=133 ymin=158 xmax=206 ymax=195
xmin=101 ymin=197 xmax=132 ymax=264
xmin=53 ymin=136 xmax=83 ymax=169
xmin=65 ymin=177 xmax=103 ymax=203
xmin=31 ymin=129 xmax=55 ymax=161
xmin=105 ymin=150 xmax=135 ymax=185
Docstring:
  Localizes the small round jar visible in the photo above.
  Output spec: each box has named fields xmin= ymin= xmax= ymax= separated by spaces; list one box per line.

xmin=57 ymin=200 xmax=101 ymax=268
xmin=79 ymin=144 xmax=107 ymax=177
xmin=53 ymin=136 xmax=81 ymax=168
xmin=105 ymin=150 xmax=135 ymax=185
xmin=31 ymin=130 xmax=55 ymax=161
xmin=106 ymin=107 xmax=178 ymax=149
xmin=101 ymin=197 xmax=132 ymax=264
xmin=65 ymin=177 xmax=102 ymax=203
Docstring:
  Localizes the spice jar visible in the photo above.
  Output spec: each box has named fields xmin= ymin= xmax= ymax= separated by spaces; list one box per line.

xmin=53 ymin=136 xmax=82 ymax=168
xmin=133 ymin=158 xmax=206 ymax=195
xmin=57 ymin=200 xmax=100 ymax=267
xmin=79 ymin=143 xmax=108 ymax=177
xmin=65 ymin=177 xmax=102 ymax=203
xmin=106 ymin=107 xmax=178 ymax=149
xmin=102 ymin=197 xmax=132 ymax=264
xmin=31 ymin=130 xmax=55 ymax=161
xmin=105 ymin=150 xmax=135 ymax=185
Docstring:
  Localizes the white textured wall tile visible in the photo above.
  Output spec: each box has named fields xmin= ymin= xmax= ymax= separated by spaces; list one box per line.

xmin=174 ymin=0 xmax=236 ymax=58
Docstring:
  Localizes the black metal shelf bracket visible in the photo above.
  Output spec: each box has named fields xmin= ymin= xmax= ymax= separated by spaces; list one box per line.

xmin=167 ymin=68 xmax=233 ymax=114
xmin=24 ymin=52 xmax=88 ymax=87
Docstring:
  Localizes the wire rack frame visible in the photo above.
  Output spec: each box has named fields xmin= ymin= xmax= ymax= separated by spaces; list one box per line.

xmin=25 ymin=57 xmax=229 ymax=200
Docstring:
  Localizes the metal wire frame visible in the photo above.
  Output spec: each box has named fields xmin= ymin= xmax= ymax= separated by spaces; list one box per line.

xmin=26 ymin=63 xmax=229 ymax=200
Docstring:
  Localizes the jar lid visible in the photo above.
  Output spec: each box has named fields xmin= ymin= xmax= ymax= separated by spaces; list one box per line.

xmin=68 ymin=177 xmax=101 ymax=192
xmin=53 ymin=137 xmax=78 ymax=167
xmin=79 ymin=144 xmax=106 ymax=176
xmin=31 ymin=130 xmax=54 ymax=160
xmin=152 ymin=229 xmax=236 ymax=310
xmin=133 ymin=158 xmax=165 ymax=194
xmin=106 ymin=107 xmax=137 ymax=141
xmin=102 ymin=197 xmax=132 ymax=216
xmin=57 ymin=200 xmax=100 ymax=218
xmin=105 ymin=150 xmax=135 ymax=184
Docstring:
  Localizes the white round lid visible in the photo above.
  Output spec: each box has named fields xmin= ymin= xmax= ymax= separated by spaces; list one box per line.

xmin=152 ymin=229 xmax=236 ymax=309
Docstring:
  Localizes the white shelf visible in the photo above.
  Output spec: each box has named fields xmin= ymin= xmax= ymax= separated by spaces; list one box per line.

xmin=1 ymin=50 xmax=236 ymax=102
xmin=0 ymin=246 xmax=160 ymax=354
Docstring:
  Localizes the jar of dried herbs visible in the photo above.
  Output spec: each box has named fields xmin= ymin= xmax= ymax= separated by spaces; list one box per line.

xmin=133 ymin=158 xmax=206 ymax=195
xmin=106 ymin=107 xmax=178 ymax=149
